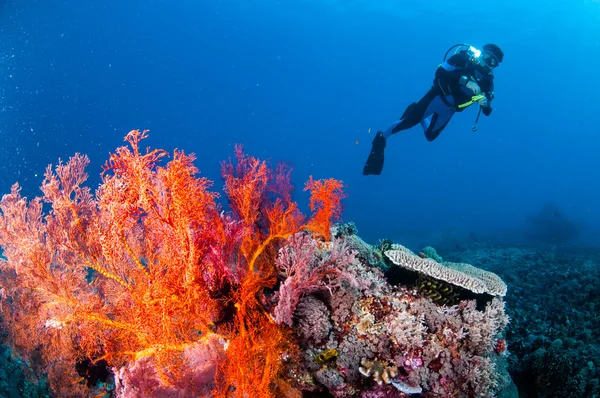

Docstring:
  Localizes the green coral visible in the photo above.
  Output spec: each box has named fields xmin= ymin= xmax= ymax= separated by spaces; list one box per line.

xmin=372 ymin=239 xmax=394 ymax=271
xmin=421 ymin=246 xmax=443 ymax=263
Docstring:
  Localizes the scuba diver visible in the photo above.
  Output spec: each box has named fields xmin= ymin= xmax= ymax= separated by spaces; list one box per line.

xmin=363 ymin=43 xmax=504 ymax=176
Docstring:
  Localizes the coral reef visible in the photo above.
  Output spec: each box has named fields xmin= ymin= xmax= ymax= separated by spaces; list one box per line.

xmin=386 ymin=244 xmax=507 ymax=296
xmin=420 ymin=246 xmax=443 ymax=263
xmin=0 ymin=131 xmax=514 ymax=397
xmin=277 ymin=231 xmax=511 ymax=397
xmin=416 ymin=275 xmax=461 ymax=306
xmin=359 ymin=358 xmax=399 ymax=386
xmin=0 ymin=343 xmax=49 ymax=398
xmin=437 ymin=240 xmax=600 ymax=397
xmin=0 ymin=130 xmax=345 ymax=397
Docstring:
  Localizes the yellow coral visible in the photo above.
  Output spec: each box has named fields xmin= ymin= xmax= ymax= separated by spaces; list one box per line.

xmin=314 ymin=348 xmax=338 ymax=364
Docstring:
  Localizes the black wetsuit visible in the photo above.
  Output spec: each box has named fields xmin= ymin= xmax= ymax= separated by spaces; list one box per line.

xmin=436 ymin=52 xmax=495 ymax=116
xmin=386 ymin=51 xmax=495 ymax=141
xmin=362 ymin=51 xmax=497 ymax=175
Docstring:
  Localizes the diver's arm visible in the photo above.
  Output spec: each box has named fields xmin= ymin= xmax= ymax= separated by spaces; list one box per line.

xmin=435 ymin=52 xmax=471 ymax=93
xmin=480 ymin=76 xmax=495 ymax=116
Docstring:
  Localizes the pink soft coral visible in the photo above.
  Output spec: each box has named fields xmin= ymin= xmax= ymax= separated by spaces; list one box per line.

xmin=273 ymin=232 xmax=359 ymax=327
xmin=113 ymin=327 xmax=227 ymax=397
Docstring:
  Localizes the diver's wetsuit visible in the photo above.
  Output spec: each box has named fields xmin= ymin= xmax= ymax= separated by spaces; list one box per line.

xmin=362 ymin=51 xmax=496 ymax=175
xmin=384 ymin=51 xmax=495 ymax=141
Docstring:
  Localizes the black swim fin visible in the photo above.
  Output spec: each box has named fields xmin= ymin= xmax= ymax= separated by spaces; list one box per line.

xmin=362 ymin=131 xmax=386 ymax=175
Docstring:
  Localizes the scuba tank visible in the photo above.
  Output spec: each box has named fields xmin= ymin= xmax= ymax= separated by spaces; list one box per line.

xmin=444 ymin=43 xmax=493 ymax=76
xmin=443 ymin=44 xmax=485 ymax=131
xmin=443 ymin=43 xmax=482 ymax=63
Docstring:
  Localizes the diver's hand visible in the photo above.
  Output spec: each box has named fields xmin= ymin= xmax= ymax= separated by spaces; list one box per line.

xmin=465 ymin=81 xmax=481 ymax=95
xmin=482 ymin=104 xmax=493 ymax=116
xmin=479 ymin=96 xmax=493 ymax=115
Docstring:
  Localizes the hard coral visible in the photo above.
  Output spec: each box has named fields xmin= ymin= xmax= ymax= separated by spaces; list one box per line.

xmin=359 ymin=358 xmax=398 ymax=385
xmin=494 ymin=339 xmax=507 ymax=354
xmin=385 ymin=245 xmax=508 ymax=296
xmin=286 ymin=281 xmax=509 ymax=397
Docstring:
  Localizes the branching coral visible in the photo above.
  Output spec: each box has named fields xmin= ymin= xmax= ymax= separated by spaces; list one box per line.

xmin=359 ymin=358 xmax=398 ymax=385
xmin=0 ymin=130 xmax=346 ymax=397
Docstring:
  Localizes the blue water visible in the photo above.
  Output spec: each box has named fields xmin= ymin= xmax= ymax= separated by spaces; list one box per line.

xmin=1 ymin=0 xmax=599 ymax=246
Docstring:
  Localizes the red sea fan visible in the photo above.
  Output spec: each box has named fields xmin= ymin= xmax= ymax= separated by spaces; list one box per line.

xmin=0 ymin=130 xmax=348 ymax=397
xmin=304 ymin=177 xmax=346 ymax=241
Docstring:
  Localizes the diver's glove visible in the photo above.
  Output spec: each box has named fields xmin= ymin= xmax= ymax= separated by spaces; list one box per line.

xmin=482 ymin=105 xmax=493 ymax=116
xmin=478 ymin=97 xmax=492 ymax=116
xmin=465 ymin=80 xmax=481 ymax=95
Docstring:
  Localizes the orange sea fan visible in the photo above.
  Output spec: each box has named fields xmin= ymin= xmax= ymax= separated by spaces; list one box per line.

xmin=304 ymin=176 xmax=346 ymax=240
xmin=0 ymin=130 xmax=347 ymax=397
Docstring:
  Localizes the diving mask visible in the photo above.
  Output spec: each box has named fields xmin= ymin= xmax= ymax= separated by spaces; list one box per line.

xmin=481 ymin=51 xmax=499 ymax=69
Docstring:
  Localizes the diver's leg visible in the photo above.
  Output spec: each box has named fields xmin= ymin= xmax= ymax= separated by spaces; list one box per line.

xmin=363 ymin=89 xmax=437 ymax=175
xmin=419 ymin=95 xmax=455 ymax=141
xmin=383 ymin=89 xmax=438 ymax=138
xmin=423 ymin=115 xmax=453 ymax=141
